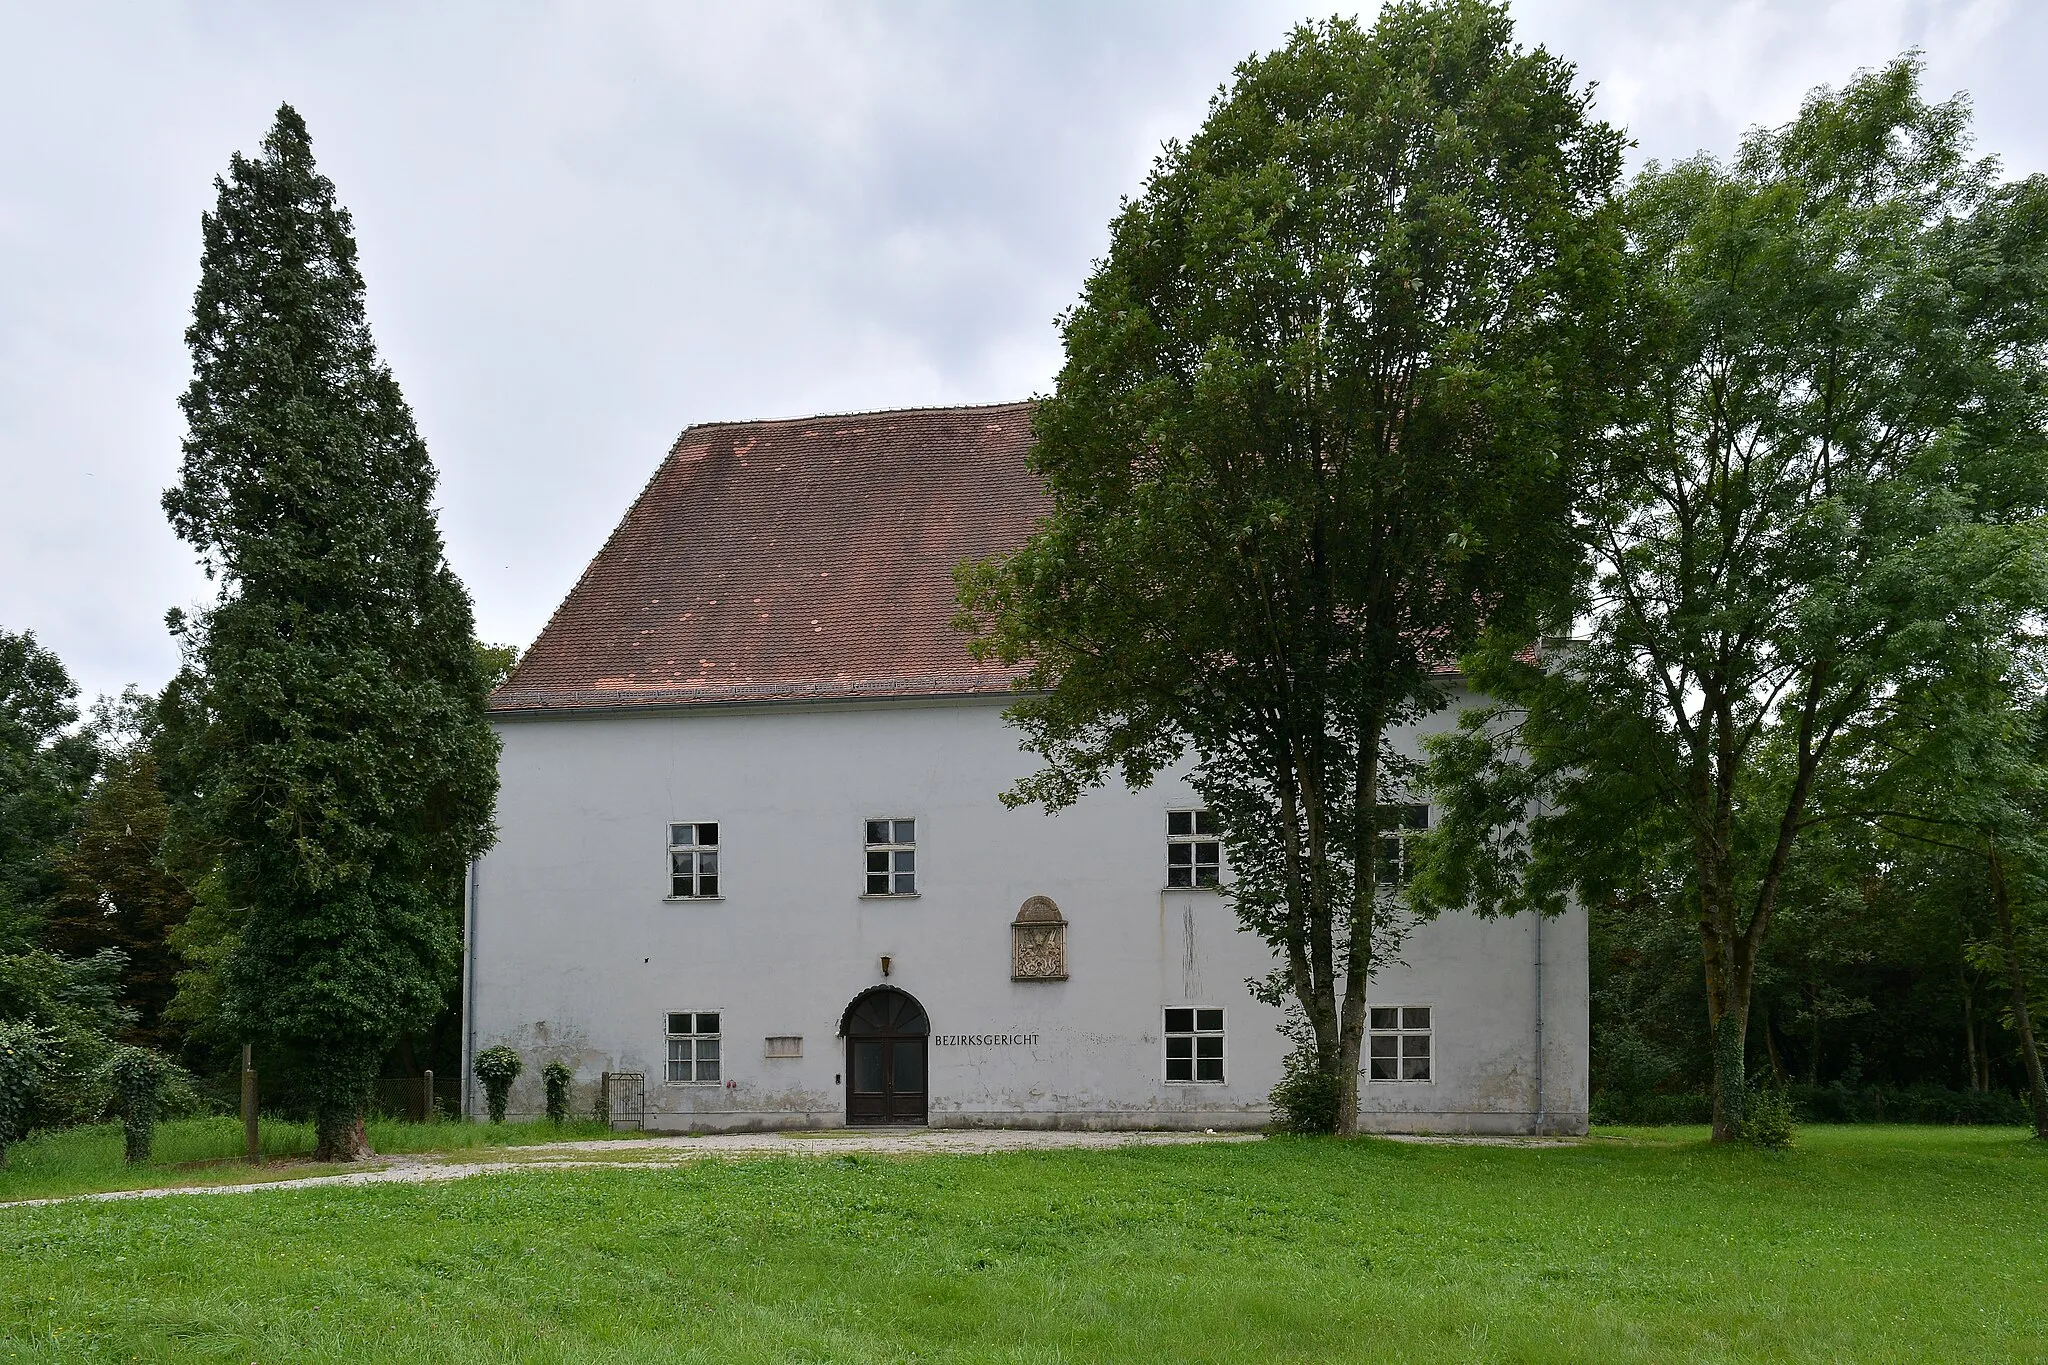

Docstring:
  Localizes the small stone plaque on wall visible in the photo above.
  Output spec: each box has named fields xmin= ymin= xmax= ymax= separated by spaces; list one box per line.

xmin=1011 ymin=895 xmax=1068 ymax=981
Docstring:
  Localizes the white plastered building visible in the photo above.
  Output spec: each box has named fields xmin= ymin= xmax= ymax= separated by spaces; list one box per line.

xmin=465 ymin=403 xmax=1587 ymax=1134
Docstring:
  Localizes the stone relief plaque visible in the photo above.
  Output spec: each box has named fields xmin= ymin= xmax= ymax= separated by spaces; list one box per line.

xmin=1011 ymin=895 xmax=1068 ymax=981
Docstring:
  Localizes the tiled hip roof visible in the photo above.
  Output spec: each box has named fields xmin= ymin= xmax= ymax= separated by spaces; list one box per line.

xmin=491 ymin=401 xmax=1046 ymax=714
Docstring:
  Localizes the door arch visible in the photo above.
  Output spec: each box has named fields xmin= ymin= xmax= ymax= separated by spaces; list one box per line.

xmin=840 ymin=986 xmax=929 ymax=1125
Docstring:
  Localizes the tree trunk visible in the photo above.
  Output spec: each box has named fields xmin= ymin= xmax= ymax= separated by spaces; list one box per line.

xmin=311 ymin=1045 xmax=379 ymax=1161
xmin=1962 ymin=974 xmax=1982 ymax=1094
xmin=314 ymin=1111 xmax=372 ymax=1162
xmin=1990 ymin=845 xmax=2048 ymax=1140
xmin=1332 ymin=714 xmax=1386 ymax=1137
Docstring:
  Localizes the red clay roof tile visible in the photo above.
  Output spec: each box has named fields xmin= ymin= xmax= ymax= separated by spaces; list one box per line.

xmin=491 ymin=401 xmax=1045 ymax=713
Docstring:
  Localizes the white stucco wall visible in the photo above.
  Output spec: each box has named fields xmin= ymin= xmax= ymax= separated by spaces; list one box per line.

xmin=468 ymin=694 xmax=1587 ymax=1134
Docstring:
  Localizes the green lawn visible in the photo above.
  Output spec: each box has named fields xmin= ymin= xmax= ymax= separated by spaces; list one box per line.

xmin=0 ymin=1115 xmax=630 ymax=1203
xmin=2 ymin=1126 xmax=2043 ymax=1363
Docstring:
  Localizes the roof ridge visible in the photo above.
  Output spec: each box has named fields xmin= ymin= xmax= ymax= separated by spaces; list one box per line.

xmin=672 ymin=398 xmax=1035 ymax=438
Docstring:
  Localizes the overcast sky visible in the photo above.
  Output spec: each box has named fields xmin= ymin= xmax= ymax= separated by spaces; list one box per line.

xmin=3 ymin=0 xmax=2041 ymax=705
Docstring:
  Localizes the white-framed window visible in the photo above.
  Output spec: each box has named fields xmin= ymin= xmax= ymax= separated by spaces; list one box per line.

xmin=666 ymin=1011 xmax=721 ymax=1083
xmin=1374 ymin=804 xmax=1430 ymax=887
xmin=1164 ymin=1006 xmax=1225 ymax=1083
xmin=1369 ymin=1005 xmax=1432 ymax=1082
xmin=1166 ymin=809 xmax=1220 ymax=888
xmin=669 ymin=822 xmax=720 ymax=898
xmin=864 ymin=818 xmax=916 ymax=896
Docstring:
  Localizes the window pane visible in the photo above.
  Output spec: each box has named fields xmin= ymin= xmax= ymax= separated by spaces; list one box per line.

xmin=1371 ymin=1007 xmax=1399 ymax=1030
xmin=1164 ymin=1008 xmax=1194 ymax=1034
xmin=1168 ymin=810 xmax=1192 ymax=837
xmin=894 ymin=871 xmax=916 ymax=895
xmin=670 ymin=823 xmax=693 ymax=847
xmin=867 ymin=851 xmax=889 ymax=873
xmin=696 ymin=823 xmax=717 ymax=847
xmin=1403 ymin=1035 xmax=1430 ymax=1060
xmin=1407 ymin=804 xmax=1430 ymax=830
xmin=671 ymin=850 xmax=693 ymax=876
xmin=698 ymin=875 xmax=718 ymax=897
xmin=1402 ymin=1055 xmax=1431 ymax=1081
xmin=671 ymin=875 xmax=692 ymax=898
xmin=1404 ymin=1007 xmax=1431 ymax=1030
xmin=1167 ymin=844 xmax=1191 ymax=866
xmin=853 ymin=1041 xmax=885 ymax=1093
xmin=892 ymin=1040 xmax=926 ymax=1091
xmin=1194 ymin=809 xmax=1216 ymax=836
xmin=668 ymin=1013 xmax=691 ymax=1036
xmin=699 ymin=850 xmax=718 ymax=877
xmin=1166 ymin=1057 xmax=1193 ymax=1082
xmin=1370 ymin=1035 xmax=1398 ymax=1058
xmin=895 ymin=820 xmax=914 ymax=844
xmin=1195 ymin=1036 xmax=1223 ymax=1059
xmin=1194 ymin=842 xmax=1219 ymax=866
xmin=894 ymin=850 xmax=914 ymax=873
xmin=1165 ymin=1037 xmax=1193 ymax=1060
xmin=866 ymin=820 xmax=889 ymax=845
xmin=697 ymin=1013 xmax=720 ymax=1034
xmin=1167 ymin=867 xmax=1190 ymax=887
xmin=1195 ymin=1009 xmax=1223 ymax=1032
xmin=667 ymin=1038 xmax=690 ymax=1083
xmin=1371 ymin=1056 xmax=1399 ymax=1081
xmin=1195 ymin=865 xmax=1219 ymax=887
xmin=867 ymin=873 xmax=890 ymax=894
xmin=1195 ymin=1056 xmax=1223 ymax=1082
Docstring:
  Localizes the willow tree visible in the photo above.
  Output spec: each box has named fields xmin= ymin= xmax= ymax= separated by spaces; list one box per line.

xmin=958 ymin=3 xmax=1620 ymax=1132
xmin=162 ymin=106 xmax=499 ymax=1160
xmin=1417 ymin=60 xmax=2048 ymax=1141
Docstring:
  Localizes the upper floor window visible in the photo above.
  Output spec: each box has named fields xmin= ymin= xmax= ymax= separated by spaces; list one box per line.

xmin=1374 ymin=804 xmax=1430 ymax=886
xmin=669 ymin=822 xmax=720 ymax=898
xmin=865 ymin=819 xmax=916 ymax=895
xmin=1167 ymin=809 xmax=1220 ymax=888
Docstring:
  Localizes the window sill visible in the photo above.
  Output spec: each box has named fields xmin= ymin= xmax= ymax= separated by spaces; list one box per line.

xmin=858 ymin=893 xmax=922 ymax=901
xmin=1163 ymin=1079 xmax=1227 ymax=1086
xmin=660 ymin=1080 xmax=726 ymax=1087
xmin=1161 ymin=885 xmax=1223 ymax=894
xmin=1365 ymin=1079 xmax=1437 ymax=1086
xmin=662 ymin=896 xmax=727 ymax=903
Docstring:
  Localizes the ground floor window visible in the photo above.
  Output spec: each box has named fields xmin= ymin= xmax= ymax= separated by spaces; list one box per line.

xmin=666 ymin=1011 xmax=721 ymax=1083
xmin=1369 ymin=1005 xmax=1432 ymax=1081
xmin=1164 ymin=1007 xmax=1224 ymax=1083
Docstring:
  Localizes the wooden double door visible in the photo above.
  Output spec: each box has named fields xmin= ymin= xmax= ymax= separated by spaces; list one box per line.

xmin=844 ymin=988 xmax=928 ymax=1125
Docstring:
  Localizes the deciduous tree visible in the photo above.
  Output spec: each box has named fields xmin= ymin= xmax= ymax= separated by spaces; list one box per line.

xmin=960 ymin=2 xmax=1620 ymax=1131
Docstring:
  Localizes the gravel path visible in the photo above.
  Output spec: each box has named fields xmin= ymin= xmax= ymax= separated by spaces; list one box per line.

xmin=1 ymin=1127 xmax=1263 ymax=1210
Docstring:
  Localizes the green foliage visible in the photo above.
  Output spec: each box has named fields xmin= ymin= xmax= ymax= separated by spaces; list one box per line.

xmin=42 ymin=701 xmax=193 ymax=1055
xmin=159 ymin=105 xmax=499 ymax=1158
xmin=542 ymin=1060 xmax=573 ymax=1125
xmin=0 ymin=946 xmax=132 ymax=1131
xmin=1266 ymin=1048 xmax=1343 ymax=1134
xmin=958 ymin=1 xmax=1621 ymax=1123
xmin=0 ymin=628 xmax=99 ymax=951
xmin=1741 ymin=1079 xmax=1797 ymax=1151
xmin=0 ymin=1020 xmax=53 ymax=1166
xmin=474 ymin=1045 xmax=521 ymax=1123
xmin=103 ymin=1045 xmax=171 ymax=1164
xmin=1417 ymin=56 xmax=2048 ymax=1142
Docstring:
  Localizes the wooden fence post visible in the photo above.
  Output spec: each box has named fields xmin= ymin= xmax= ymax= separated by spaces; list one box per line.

xmin=422 ymin=1069 xmax=435 ymax=1123
xmin=242 ymin=1043 xmax=259 ymax=1164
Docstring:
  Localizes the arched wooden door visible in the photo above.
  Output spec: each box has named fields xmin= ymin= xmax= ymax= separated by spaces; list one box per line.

xmin=842 ymin=987 xmax=929 ymax=1125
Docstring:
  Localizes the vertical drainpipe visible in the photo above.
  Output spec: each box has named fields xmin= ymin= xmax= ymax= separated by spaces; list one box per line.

xmin=462 ymin=858 xmax=479 ymax=1120
xmin=1533 ymin=909 xmax=1546 ymax=1135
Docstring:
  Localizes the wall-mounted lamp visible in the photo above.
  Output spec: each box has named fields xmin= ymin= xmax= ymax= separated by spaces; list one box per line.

xmin=880 ymin=955 xmax=892 ymax=977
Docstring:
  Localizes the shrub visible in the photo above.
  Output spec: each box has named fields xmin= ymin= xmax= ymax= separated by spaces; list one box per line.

xmin=0 ymin=1022 xmax=53 ymax=1168
xmin=473 ymin=1045 xmax=522 ymax=1123
xmin=543 ymin=1061 xmax=573 ymax=1125
xmin=106 ymin=1045 xmax=171 ymax=1164
xmin=1268 ymin=1049 xmax=1343 ymax=1134
xmin=1741 ymin=1079 xmax=1796 ymax=1151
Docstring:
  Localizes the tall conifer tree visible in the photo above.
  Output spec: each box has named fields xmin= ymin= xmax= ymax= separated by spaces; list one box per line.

xmin=163 ymin=106 xmax=498 ymax=1160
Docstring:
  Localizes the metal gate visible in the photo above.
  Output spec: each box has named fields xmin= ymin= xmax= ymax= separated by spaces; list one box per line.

xmin=599 ymin=1071 xmax=645 ymax=1131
